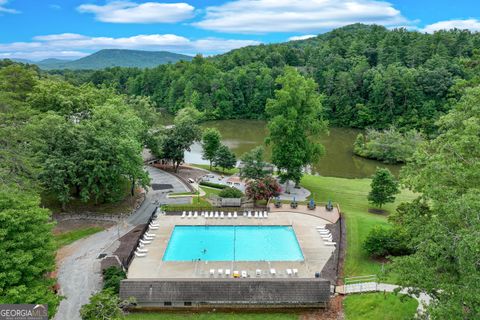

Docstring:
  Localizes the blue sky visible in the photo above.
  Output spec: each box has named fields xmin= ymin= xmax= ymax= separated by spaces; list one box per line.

xmin=1 ymin=0 xmax=479 ymax=60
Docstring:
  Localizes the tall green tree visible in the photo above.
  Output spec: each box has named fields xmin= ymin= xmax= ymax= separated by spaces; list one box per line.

xmin=239 ymin=146 xmax=268 ymax=180
xmin=368 ymin=168 xmax=399 ymax=208
xmin=0 ymin=187 xmax=60 ymax=318
xmin=213 ymin=144 xmax=237 ymax=173
xmin=201 ymin=128 xmax=222 ymax=169
xmin=266 ymin=67 xmax=327 ymax=189
xmin=162 ymin=107 xmax=201 ymax=172
xmin=391 ymin=86 xmax=480 ymax=319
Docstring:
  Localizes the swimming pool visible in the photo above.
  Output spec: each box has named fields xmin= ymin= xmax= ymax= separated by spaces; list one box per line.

xmin=163 ymin=225 xmax=304 ymax=261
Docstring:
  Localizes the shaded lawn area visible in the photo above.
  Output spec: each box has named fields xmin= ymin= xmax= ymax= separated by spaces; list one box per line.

xmin=191 ymin=164 xmax=239 ymax=176
xmin=343 ymin=292 xmax=418 ymax=320
xmin=300 ymin=175 xmax=417 ymax=282
xmin=42 ymin=179 xmax=142 ymax=215
xmin=54 ymin=226 xmax=104 ymax=248
xmin=125 ymin=312 xmax=298 ymax=320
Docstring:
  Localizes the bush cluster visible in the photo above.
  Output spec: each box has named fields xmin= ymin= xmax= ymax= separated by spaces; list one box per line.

xmin=363 ymin=226 xmax=411 ymax=258
xmin=199 ymin=181 xmax=227 ymax=189
xmin=218 ymin=187 xmax=244 ymax=198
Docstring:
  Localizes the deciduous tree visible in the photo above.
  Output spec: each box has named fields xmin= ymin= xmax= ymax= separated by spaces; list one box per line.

xmin=368 ymin=168 xmax=399 ymax=208
xmin=266 ymin=67 xmax=327 ymax=189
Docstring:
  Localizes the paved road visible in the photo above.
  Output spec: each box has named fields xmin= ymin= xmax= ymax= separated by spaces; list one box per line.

xmin=54 ymin=166 xmax=190 ymax=320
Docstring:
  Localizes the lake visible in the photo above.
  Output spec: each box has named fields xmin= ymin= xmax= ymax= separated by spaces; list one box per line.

xmin=183 ymin=119 xmax=401 ymax=179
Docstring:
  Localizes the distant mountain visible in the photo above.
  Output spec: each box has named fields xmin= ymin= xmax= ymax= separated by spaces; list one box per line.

xmin=36 ymin=49 xmax=193 ymax=70
xmin=36 ymin=58 xmax=73 ymax=70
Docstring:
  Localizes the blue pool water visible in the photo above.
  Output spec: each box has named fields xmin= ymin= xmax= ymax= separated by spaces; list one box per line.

xmin=163 ymin=225 xmax=304 ymax=261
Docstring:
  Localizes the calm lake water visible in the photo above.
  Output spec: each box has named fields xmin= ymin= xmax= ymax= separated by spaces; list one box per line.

xmin=182 ymin=119 xmax=400 ymax=179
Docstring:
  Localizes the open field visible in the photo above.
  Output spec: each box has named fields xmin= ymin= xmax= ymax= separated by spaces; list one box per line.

xmin=343 ymin=292 xmax=418 ymax=320
xmin=300 ymin=175 xmax=417 ymax=281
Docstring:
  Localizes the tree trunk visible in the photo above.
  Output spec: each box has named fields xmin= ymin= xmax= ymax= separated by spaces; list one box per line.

xmin=131 ymin=178 xmax=135 ymax=197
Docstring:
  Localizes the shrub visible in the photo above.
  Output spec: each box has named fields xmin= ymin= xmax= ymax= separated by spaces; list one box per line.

xmin=80 ymin=289 xmax=124 ymax=320
xmin=199 ymin=181 xmax=227 ymax=189
xmin=219 ymin=187 xmax=244 ymax=198
xmin=363 ymin=226 xmax=411 ymax=258
xmin=102 ymin=266 xmax=126 ymax=294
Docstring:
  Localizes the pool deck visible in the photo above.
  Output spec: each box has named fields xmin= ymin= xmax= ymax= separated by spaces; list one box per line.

xmin=127 ymin=209 xmax=338 ymax=280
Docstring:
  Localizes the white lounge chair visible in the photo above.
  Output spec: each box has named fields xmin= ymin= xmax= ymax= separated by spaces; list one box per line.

xmin=316 ymin=225 xmax=326 ymax=229
xmin=248 ymin=211 xmax=252 ymax=218
xmin=270 ymin=268 xmax=276 ymax=276
xmin=210 ymin=211 xmax=214 ymax=218
xmin=136 ymin=247 xmax=148 ymax=253
xmin=256 ymin=269 xmax=261 ymax=277
xmin=139 ymin=239 xmax=151 ymax=245
xmin=325 ymin=241 xmax=336 ymax=246
xmin=181 ymin=211 xmax=186 ymax=218
xmin=241 ymin=270 xmax=247 ymax=278
xmin=321 ymin=234 xmax=332 ymax=239
xmin=145 ymin=232 xmax=156 ymax=237
xmin=214 ymin=211 xmax=219 ymax=218
xmin=286 ymin=269 xmax=292 ymax=276
xmin=188 ymin=211 xmax=192 ymax=218
xmin=293 ymin=268 xmax=298 ymax=276
xmin=150 ymin=221 xmax=159 ymax=226
xmin=264 ymin=211 xmax=269 ymax=218
xmin=149 ymin=225 xmax=159 ymax=230
xmin=318 ymin=229 xmax=330 ymax=233
xmin=144 ymin=236 xmax=154 ymax=241
xmin=194 ymin=211 xmax=198 ymax=218
xmin=233 ymin=212 xmax=238 ymax=219
xmin=225 ymin=269 xmax=231 ymax=277
xmin=254 ymin=211 xmax=259 ymax=218
xmin=243 ymin=211 xmax=247 ymax=217
xmin=259 ymin=212 xmax=263 ymax=218
xmin=218 ymin=269 xmax=223 ymax=276
xmin=135 ymin=251 xmax=147 ymax=257
xmin=210 ymin=269 xmax=215 ymax=276
xmin=227 ymin=212 xmax=232 ymax=219
xmin=220 ymin=212 xmax=224 ymax=219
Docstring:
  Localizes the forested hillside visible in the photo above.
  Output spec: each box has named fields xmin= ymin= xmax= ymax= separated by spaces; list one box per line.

xmin=61 ymin=24 xmax=480 ymax=134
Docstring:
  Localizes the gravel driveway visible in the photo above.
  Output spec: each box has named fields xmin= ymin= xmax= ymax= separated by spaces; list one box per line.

xmin=54 ymin=166 xmax=190 ymax=320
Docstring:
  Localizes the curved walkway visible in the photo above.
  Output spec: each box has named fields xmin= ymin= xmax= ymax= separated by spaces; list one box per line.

xmin=54 ymin=166 xmax=190 ymax=320
xmin=377 ymin=283 xmax=431 ymax=314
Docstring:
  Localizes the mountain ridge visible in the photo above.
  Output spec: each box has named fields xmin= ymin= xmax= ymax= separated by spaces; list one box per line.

xmin=34 ymin=49 xmax=193 ymax=70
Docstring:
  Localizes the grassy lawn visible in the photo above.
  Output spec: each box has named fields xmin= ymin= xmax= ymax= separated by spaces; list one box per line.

xmin=343 ymin=293 xmax=418 ymax=320
xmin=301 ymin=175 xmax=417 ymax=281
xmin=54 ymin=226 xmax=104 ymax=248
xmin=200 ymin=186 xmax=223 ymax=196
xmin=169 ymin=191 xmax=196 ymax=196
xmin=191 ymin=164 xmax=239 ymax=175
xmin=125 ymin=312 xmax=298 ymax=320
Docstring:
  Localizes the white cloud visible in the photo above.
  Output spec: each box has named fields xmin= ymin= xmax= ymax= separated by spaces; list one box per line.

xmin=0 ymin=33 xmax=261 ymax=61
xmin=288 ymin=34 xmax=317 ymax=41
xmin=194 ymin=0 xmax=410 ymax=33
xmin=421 ymin=19 xmax=480 ymax=33
xmin=77 ymin=1 xmax=195 ymax=23
xmin=0 ymin=0 xmax=19 ymax=14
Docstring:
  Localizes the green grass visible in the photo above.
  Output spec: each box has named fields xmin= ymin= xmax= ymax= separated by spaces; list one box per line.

xmin=300 ymin=175 xmax=417 ymax=281
xmin=343 ymin=292 xmax=418 ymax=320
xmin=169 ymin=191 xmax=196 ymax=196
xmin=125 ymin=312 xmax=298 ymax=320
xmin=200 ymin=186 xmax=223 ymax=196
xmin=54 ymin=226 xmax=104 ymax=248
xmin=191 ymin=164 xmax=239 ymax=175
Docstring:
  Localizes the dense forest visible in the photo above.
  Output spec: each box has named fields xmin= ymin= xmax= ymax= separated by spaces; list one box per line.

xmin=49 ymin=24 xmax=480 ymax=134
